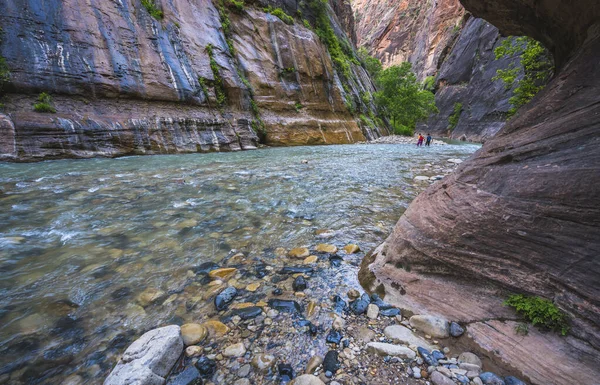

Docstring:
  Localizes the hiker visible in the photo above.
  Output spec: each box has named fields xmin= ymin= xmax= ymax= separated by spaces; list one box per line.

xmin=425 ymin=133 xmax=432 ymax=146
xmin=417 ymin=133 xmax=424 ymax=146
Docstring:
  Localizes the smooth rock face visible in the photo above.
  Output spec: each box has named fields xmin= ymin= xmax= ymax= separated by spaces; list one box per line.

xmin=409 ymin=315 xmax=450 ymax=338
xmin=366 ymin=342 xmax=416 ymax=359
xmin=361 ymin=0 xmax=600 ymax=382
xmin=0 ymin=0 xmax=388 ymax=161
xmin=104 ymin=325 xmax=183 ymax=385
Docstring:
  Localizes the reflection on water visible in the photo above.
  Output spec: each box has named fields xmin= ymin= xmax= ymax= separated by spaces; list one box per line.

xmin=0 ymin=143 xmax=479 ymax=384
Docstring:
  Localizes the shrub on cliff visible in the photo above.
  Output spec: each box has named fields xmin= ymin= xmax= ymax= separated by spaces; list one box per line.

xmin=141 ymin=0 xmax=163 ymax=20
xmin=373 ymin=63 xmax=437 ymax=136
xmin=504 ymin=294 xmax=569 ymax=336
xmin=264 ymin=7 xmax=294 ymax=25
xmin=357 ymin=47 xmax=382 ymax=78
xmin=33 ymin=92 xmax=56 ymax=113
xmin=448 ymin=102 xmax=463 ymax=130
xmin=493 ymin=36 xmax=554 ymax=117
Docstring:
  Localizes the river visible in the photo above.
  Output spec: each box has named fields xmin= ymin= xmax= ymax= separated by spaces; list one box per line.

xmin=0 ymin=143 xmax=479 ymax=384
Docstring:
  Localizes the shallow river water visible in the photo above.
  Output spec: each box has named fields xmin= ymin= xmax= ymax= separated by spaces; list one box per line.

xmin=0 ymin=143 xmax=479 ymax=384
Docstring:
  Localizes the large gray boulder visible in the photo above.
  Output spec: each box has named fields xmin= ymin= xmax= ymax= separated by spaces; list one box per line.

xmin=104 ymin=325 xmax=183 ymax=385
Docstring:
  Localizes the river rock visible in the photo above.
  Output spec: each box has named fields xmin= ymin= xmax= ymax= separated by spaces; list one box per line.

xmin=251 ymin=354 xmax=276 ymax=373
xmin=379 ymin=308 xmax=400 ymax=317
xmin=293 ymin=276 xmax=308 ymax=291
xmin=278 ymin=363 xmax=294 ymax=382
xmin=233 ymin=379 xmax=249 ymax=385
xmin=409 ymin=315 xmax=450 ymax=338
xmin=280 ymin=267 xmax=313 ymax=274
xmin=417 ymin=347 xmax=438 ymax=366
xmin=168 ymin=366 xmax=202 ymax=385
xmin=305 ymin=355 xmax=323 ymax=374
xmin=323 ymin=350 xmax=339 ymax=377
xmin=222 ymin=342 xmax=246 ymax=358
xmin=245 ymin=282 xmax=260 ymax=292
xmin=185 ymin=346 xmax=202 ymax=358
xmin=316 ymin=244 xmax=338 ymax=253
xmin=291 ymin=374 xmax=325 ymax=385
xmin=214 ymin=287 xmax=237 ymax=311
xmin=504 ymin=376 xmax=526 ymax=385
xmin=459 ymin=363 xmax=481 ymax=372
xmin=289 ymin=248 xmax=310 ymax=258
xmin=332 ymin=295 xmax=348 ymax=313
xmin=230 ymin=306 xmax=262 ymax=320
xmin=180 ymin=324 xmax=208 ymax=346
xmin=473 ymin=378 xmax=484 ymax=385
xmin=195 ymin=357 xmax=216 ymax=378
xmin=384 ymin=325 xmax=434 ymax=349
xmin=458 ymin=352 xmax=482 ymax=369
xmin=303 ymin=255 xmax=318 ymax=264
xmin=430 ymin=371 xmax=456 ymax=385
xmin=105 ymin=325 xmax=183 ymax=385
xmin=202 ymin=320 xmax=229 ymax=337
xmin=366 ymin=304 xmax=379 ymax=319
xmin=326 ymin=329 xmax=343 ymax=344
xmin=136 ymin=288 xmax=166 ymax=307
xmin=208 ymin=267 xmax=237 ymax=280
xmin=366 ymin=342 xmax=416 ymax=359
xmin=268 ymin=299 xmax=302 ymax=314
xmin=343 ymin=244 xmax=360 ymax=254
xmin=480 ymin=372 xmax=506 ymax=385
xmin=350 ymin=293 xmax=370 ymax=315
xmin=347 ymin=289 xmax=360 ymax=300
xmin=332 ymin=315 xmax=345 ymax=330
xmin=450 ymin=322 xmax=465 ymax=337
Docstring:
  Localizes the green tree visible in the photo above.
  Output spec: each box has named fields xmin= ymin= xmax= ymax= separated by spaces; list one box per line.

xmin=373 ymin=62 xmax=438 ymax=135
xmin=357 ymin=47 xmax=382 ymax=78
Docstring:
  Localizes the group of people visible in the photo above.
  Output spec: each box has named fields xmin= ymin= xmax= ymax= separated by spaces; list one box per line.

xmin=416 ymin=133 xmax=432 ymax=147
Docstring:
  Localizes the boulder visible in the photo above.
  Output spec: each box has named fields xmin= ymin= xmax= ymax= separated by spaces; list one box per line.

xmin=104 ymin=325 xmax=183 ymax=385
xmin=409 ymin=315 xmax=450 ymax=338
xmin=366 ymin=342 xmax=416 ymax=359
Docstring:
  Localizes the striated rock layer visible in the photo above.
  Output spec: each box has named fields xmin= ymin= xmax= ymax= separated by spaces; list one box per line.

xmin=361 ymin=0 xmax=600 ymax=383
xmin=0 ymin=0 xmax=387 ymax=161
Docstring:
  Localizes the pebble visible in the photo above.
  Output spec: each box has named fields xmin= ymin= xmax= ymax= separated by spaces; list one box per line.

xmin=472 ymin=378 xmax=484 ymax=385
xmin=412 ymin=366 xmax=421 ymax=379
xmin=214 ymin=287 xmax=237 ymax=311
xmin=293 ymin=276 xmax=308 ymax=291
xmin=251 ymin=354 xmax=276 ymax=373
xmin=366 ymin=304 xmax=379 ymax=319
xmin=268 ymin=299 xmax=302 ymax=314
xmin=208 ymin=267 xmax=237 ymax=280
xmin=347 ymin=289 xmax=360 ymax=300
xmin=303 ymin=255 xmax=318 ymax=264
xmin=366 ymin=342 xmax=416 ymax=359
xmin=180 ymin=323 xmax=208 ymax=346
xmin=278 ymin=363 xmax=295 ymax=382
xmin=379 ymin=308 xmax=400 ymax=317
xmin=350 ymin=293 xmax=370 ymax=315
xmin=234 ymin=379 xmax=250 ymax=385
xmin=245 ymin=282 xmax=260 ymax=292
xmin=290 ymin=374 xmax=326 ymax=385
xmin=332 ymin=315 xmax=346 ymax=330
xmin=417 ymin=347 xmax=437 ymax=366
xmin=237 ymin=364 xmax=251 ymax=377
xmin=479 ymin=372 xmax=506 ymax=385
xmin=288 ymin=247 xmax=310 ymax=258
xmin=136 ymin=287 xmax=165 ymax=307
xmin=323 ymin=350 xmax=339 ymax=377
xmin=326 ymin=329 xmax=343 ymax=344
xmin=306 ymin=355 xmax=323 ymax=374
xmin=185 ymin=345 xmax=203 ymax=357
xmin=195 ymin=356 xmax=217 ymax=378
xmin=316 ymin=244 xmax=338 ymax=253
xmin=222 ymin=342 xmax=246 ymax=357
xmin=450 ymin=321 xmax=465 ymax=337
xmin=203 ymin=320 xmax=230 ymax=337
xmin=168 ymin=366 xmax=201 ymax=385
xmin=230 ymin=306 xmax=262 ymax=320
xmin=430 ymin=371 xmax=456 ymax=385
xmin=343 ymin=244 xmax=360 ymax=254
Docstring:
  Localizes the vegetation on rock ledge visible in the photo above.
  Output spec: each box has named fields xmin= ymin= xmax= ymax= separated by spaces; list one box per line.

xmin=141 ymin=0 xmax=163 ymax=20
xmin=493 ymin=36 xmax=554 ymax=117
xmin=33 ymin=92 xmax=56 ymax=113
xmin=448 ymin=102 xmax=463 ymax=131
xmin=504 ymin=294 xmax=569 ymax=336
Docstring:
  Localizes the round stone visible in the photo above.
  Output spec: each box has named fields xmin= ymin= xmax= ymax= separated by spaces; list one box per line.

xmin=180 ymin=323 xmax=208 ymax=346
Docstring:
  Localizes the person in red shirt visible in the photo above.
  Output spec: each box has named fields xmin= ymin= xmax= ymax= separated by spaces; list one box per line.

xmin=417 ymin=133 xmax=424 ymax=146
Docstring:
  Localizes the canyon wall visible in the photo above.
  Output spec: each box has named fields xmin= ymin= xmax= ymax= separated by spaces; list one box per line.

xmin=0 ymin=0 xmax=387 ymax=161
xmin=352 ymin=0 xmax=532 ymax=142
xmin=361 ymin=0 xmax=600 ymax=383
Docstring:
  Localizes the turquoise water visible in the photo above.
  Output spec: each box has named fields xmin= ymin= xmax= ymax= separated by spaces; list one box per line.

xmin=0 ymin=143 xmax=479 ymax=384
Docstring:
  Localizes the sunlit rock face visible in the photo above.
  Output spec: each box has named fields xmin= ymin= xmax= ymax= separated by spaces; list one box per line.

xmin=362 ymin=0 xmax=600 ymax=382
xmin=0 ymin=0 xmax=386 ymax=161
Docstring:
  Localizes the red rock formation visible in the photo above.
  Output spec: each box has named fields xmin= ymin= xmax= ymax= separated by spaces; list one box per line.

xmin=353 ymin=0 xmax=465 ymax=79
xmin=361 ymin=0 xmax=600 ymax=383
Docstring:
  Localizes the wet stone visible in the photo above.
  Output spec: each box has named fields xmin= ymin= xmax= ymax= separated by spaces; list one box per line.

xmin=272 ymin=288 xmax=283 ymax=295
xmin=350 ymin=294 xmax=370 ymax=315
xmin=326 ymin=329 xmax=342 ymax=344
xmin=278 ymin=363 xmax=294 ymax=382
xmin=214 ymin=287 xmax=237 ymax=311
xmin=329 ymin=255 xmax=343 ymax=267
xmin=279 ymin=267 xmax=313 ymax=275
xmin=456 ymin=374 xmax=470 ymax=384
xmin=193 ymin=262 xmax=219 ymax=275
xmin=450 ymin=322 xmax=465 ymax=337
xmin=432 ymin=350 xmax=446 ymax=361
xmin=268 ymin=299 xmax=302 ymax=314
xmin=323 ymin=350 xmax=339 ymax=378
xmin=195 ymin=357 xmax=216 ymax=378
xmin=293 ymin=276 xmax=307 ymax=292
xmin=167 ymin=366 xmax=202 ymax=385
xmin=111 ymin=287 xmax=132 ymax=300
xmin=479 ymin=372 xmax=506 ymax=385
xmin=230 ymin=306 xmax=263 ymax=320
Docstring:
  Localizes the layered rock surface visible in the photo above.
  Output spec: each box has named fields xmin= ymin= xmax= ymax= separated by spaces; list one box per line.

xmin=0 ymin=0 xmax=387 ymax=161
xmin=361 ymin=0 xmax=600 ymax=382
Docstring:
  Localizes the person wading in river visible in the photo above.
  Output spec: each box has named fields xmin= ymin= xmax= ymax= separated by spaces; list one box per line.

xmin=425 ymin=133 xmax=432 ymax=146
xmin=417 ymin=133 xmax=424 ymax=147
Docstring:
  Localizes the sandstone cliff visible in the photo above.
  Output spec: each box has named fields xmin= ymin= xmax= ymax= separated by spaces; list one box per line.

xmin=0 ymin=0 xmax=387 ymax=161
xmin=361 ymin=0 xmax=600 ymax=383
xmin=352 ymin=0 xmax=537 ymax=142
